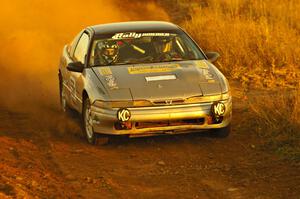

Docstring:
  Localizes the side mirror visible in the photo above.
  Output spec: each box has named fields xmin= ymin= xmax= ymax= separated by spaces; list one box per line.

xmin=205 ymin=52 xmax=220 ymax=63
xmin=67 ymin=61 xmax=84 ymax=73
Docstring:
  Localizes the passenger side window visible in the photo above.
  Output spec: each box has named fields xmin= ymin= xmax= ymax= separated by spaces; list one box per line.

xmin=74 ymin=33 xmax=89 ymax=64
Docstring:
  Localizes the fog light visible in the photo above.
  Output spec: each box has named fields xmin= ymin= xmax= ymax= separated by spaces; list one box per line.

xmin=207 ymin=116 xmax=213 ymax=124
xmin=211 ymin=101 xmax=225 ymax=123
xmin=114 ymin=122 xmax=132 ymax=130
xmin=117 ymin=108 xmax=131 ymax=122
xmin=123 ymin=121 xmax=132 ymax=129
xmin=212 ymin=102 xmax=226 ymax=116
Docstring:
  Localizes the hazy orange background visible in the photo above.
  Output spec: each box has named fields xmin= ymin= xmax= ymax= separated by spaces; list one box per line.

xmin=0 ymin=0 xmax=169 ymax=111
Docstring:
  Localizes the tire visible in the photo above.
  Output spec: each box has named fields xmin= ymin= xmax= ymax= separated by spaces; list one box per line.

xmin=211 ymin=124 xmax=231 ymax=138
xmin=60 ymin=82 xmax=72 ymax=114
xmin=82 ymin=97 xmax=109 ymax=145
xmin=83 ymin=98 xmax=97 ymax=144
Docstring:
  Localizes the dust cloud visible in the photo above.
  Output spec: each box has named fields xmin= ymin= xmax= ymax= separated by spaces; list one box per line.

xmin=0 ymin=0 xmax=169 ymax=133
xmin=0 ymin=0 xmax=169 ymax=110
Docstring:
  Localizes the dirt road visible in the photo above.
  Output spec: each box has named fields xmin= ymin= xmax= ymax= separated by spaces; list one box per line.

xmin=0 ymin=0 xmax=299 ymax=198
xmin=0 ymin=86 xmax=299 ymax=199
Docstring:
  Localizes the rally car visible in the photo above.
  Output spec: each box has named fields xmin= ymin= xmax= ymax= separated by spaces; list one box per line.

xmin=58 ymin=21 xmax=232 ymax=144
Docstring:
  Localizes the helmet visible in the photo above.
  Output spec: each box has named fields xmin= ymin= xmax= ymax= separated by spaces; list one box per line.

xmin=97 ymin=40 xmax=119 ymax=64
xmin=153 ymin=37 xmax=172 ymax=54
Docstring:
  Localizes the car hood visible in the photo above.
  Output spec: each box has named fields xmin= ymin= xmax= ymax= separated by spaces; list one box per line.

xmin=92 ymin=60 xmax=222 ymax=101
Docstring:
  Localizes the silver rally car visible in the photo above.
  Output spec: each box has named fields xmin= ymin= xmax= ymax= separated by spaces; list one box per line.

xmin=58 ymin=21 xmax=232 ymax=144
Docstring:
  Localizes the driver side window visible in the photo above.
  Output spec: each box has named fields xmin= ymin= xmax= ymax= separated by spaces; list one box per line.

xmin=74 ymin=32 xmax=89 ymax=64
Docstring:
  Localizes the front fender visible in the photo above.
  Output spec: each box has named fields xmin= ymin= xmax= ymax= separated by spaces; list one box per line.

xmin=80 ymin=68 xmax=109 ymax=113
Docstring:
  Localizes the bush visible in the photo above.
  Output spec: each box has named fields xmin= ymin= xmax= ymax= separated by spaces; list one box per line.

xmin=176 ymin=0 xmax=300 ymax=160
xmin=248 ymin=89 xmax=300 ymax=161
xmin=182 ymin=0 xmax=300 ymax=88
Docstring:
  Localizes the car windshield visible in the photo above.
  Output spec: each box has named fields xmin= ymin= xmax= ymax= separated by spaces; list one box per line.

xmin=90 ymin=32 xmax=205 ymax=66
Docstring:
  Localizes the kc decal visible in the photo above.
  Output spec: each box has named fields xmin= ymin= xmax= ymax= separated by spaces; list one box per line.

xmin=213 ymin=102 xmax=226 ymax=116
xmin=117 ymin=108 xmax=131 ymax=122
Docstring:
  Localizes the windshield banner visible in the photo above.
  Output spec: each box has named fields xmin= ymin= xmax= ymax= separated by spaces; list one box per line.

xmin=112 ymin=32 xmax=170 ymax=39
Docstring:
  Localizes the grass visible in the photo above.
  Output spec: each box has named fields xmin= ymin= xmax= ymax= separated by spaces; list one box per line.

xmin=182 ymin=0 xmax=299 ymax=89
xmin=248 ymin=89 xmax=300 ymax=161
xmin=171 ymin=0 xmax=300 ymax=161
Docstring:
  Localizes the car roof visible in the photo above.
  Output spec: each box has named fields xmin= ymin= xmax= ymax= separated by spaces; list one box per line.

xmin=88 ymin=21 xmax=181 ymax=35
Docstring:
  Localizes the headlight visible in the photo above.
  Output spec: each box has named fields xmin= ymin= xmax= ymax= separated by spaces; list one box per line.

xmin=93 ymin=101 xmax=132 ymax=108
xmin=217 ymin=74 xmax=230 ymax=94
xmin=211 ymin=65 xmax=230 ymax=93
xmin=221 ymin=91 xmax=231 ymax=100
xmin=93 ymin=100 xmax=152 ymax=108
xmin=218 ymin=75 xmax=231 ymax=100
xmin=186 ymin=95 xmax=222 ymax=103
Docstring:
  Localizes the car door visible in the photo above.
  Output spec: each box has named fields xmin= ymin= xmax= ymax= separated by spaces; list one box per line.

xmin=60 ymin=31 xmax=82 ymax=108
xmin=69 ymin=32 xmax=90 ymax=111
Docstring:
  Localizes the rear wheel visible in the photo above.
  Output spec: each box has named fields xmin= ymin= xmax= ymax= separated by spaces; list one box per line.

xmin=211 ymin=124 xmax=231 ymax=138
xmin=60 ymin=83 xmax=72 ymax=113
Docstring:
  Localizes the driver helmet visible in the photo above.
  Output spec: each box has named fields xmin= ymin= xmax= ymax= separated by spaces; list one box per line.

xmin=153 ymin=37 xmax=172 ymax=53
xmin=97 ymin=40 xmax=119 ymax=64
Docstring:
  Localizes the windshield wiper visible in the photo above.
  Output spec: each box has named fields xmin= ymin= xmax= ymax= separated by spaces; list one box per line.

xmin=153 ymin=58 xmax=199 ymax=63
xmin=90 ymin=58 xmax=201 ymax=67
xmin=91 ymin=62 xmax=137 ymax=67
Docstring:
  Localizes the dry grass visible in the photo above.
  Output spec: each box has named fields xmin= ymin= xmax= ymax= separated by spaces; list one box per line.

xmin=183 ymin=0 xmax=300 ymax=88
xmin=175 ymin=0 xmax=300 ymax=160
xmin=248 ymin=89 xmax=300 ymax=161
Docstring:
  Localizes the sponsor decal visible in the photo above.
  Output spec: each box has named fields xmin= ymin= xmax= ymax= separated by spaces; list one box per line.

xmin=195 ymin=60 xmax=209 ymax=69
xmin=105 ymin=75 xmax=118 ymax=89
xmin=197 ymin=68 xmax=214 ymax=81
xmin=194 ymin=61 xmax=215 ymax=82
xmin=204 ymin=70 xmax=215 ymax=82
xmin=117 ymin=108 xmax=131 ymax=122
xmin=213 ymin=102 xmax=226 ymax=116
xmin=145 ymin=75 xmax=176 ymax=82
xmin=189 ymin=61 xmax=215 ymax=83
xmin=98 ymin=67 xmax=118 ymax=89
xmin=128 ymin=64 xmax=180 ymax=74
xmin=112 ymin=32 xmax=171 ymax=40
xmin=207 ymin=79 xmax=216 ymax=83
xmin=99 ymin=67 xmax=112 ymax=75
xmin=69 ymin=76 xmax=76 ymax=102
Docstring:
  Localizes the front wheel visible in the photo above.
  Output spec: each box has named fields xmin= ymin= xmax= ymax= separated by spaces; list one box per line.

xmin=82 ymin=98 xmax=109 ymax=145
xmin=83 ymin=98 xmax=97 ymax=144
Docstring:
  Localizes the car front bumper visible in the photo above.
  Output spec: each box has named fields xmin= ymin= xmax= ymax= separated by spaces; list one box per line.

xmin=90 ymin=98 xmax=232 ymax=137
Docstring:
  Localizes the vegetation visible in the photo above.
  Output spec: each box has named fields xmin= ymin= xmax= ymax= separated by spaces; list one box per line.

xmin=174 ymin=0 xmax=300 ymax=161
xmin=248 ymin=90 xmax=300 ymax=161
xmin=182 ymin=0 xmax=299 ymax=89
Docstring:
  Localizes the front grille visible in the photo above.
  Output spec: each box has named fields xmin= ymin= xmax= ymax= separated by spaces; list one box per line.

xmin=135 ymin=118 xmax=205 ymax=129
xmin=152 ymin=99 xmax=185 ymax=106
